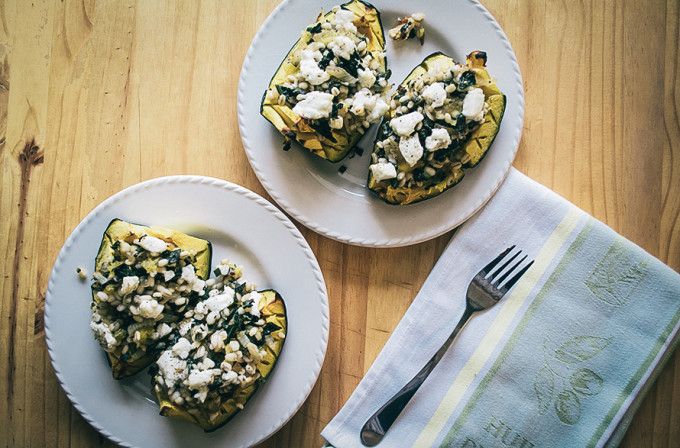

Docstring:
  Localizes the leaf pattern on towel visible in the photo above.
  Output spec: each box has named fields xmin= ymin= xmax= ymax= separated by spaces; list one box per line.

xmin=534 ymin=333 xmax=610 ymax=425
xmin=585 ymin=239 xmax=649 ymax=306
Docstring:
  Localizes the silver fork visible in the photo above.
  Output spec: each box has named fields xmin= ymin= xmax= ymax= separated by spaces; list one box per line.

xmin=360 ymin=246 xmax=534 ymax=446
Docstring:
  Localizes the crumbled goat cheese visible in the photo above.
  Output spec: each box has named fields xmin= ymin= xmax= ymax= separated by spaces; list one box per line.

xmin=462 ymin=87 xmax=486 ymax=122
xmin=333 ymin=8 xmax=357 ymax=34
xmin=139 ymin=298 xmax=164 ymax=320
xmin=157 ymin=351 xmax=187 ymax=388
xmin=244 ymin=291 xmax=262 ymax=317
xmin=179 ymin=319 xmax=192 ymax=336
xmin=163 ymin=270 xmax=175 ymax=282
xmin=425 ymin=128 xmax=452 ymax=151
xmin=351 ymin=88 xmax=389 ymax=122
xmin=204 ymin=287 xmax=235 ymax=314
xmin=197 ymin=357 xmax=215 ymax=370
xmin=399 ymin=134 xmax=424 ymax=166
xmin=358 ymin=68 xmax=376 ymax=88
xmin=120 ymin=276 xmax=139 ymax=295
xmin=188 ymin=369 xmax=215 ymax=392
xmin=172 ymin=337 xmax=192 ymax=359
xmin=158 ymin=323 xmax=172 ymax=338
xmin=331 ymin=35 xmax=356 ymax=60
xmin=138 ymin=235 xmax=168 ymax=254
xmin=90 ymin=321 xmax=117 ymax=351
xmin=223 ymin=370 xmax=238 ymax=384
xmin=422 ymin=82 xmax=447 ymax=108
xmin=370 ymin=162 xmax=397 ymax=181
xmin=293 ymin=91 xmax=334 ymax=119
xmin=299 ymin=49 xmax=330 ymax=86
xmin=390 ymin=111 xmax=424 ymax=137
xmin=181 ymin=265 xmax=206 ymax=293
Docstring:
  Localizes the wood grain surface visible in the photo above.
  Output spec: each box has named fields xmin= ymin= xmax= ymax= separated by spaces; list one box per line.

xmin=1 ymin=0 xmax=678 ymax=447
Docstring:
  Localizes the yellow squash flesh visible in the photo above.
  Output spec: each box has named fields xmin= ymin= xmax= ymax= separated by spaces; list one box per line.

xmin=260 ymin=0 xmax=386 ymax=162
xmin=156 ymin=290 xmax=288 ymax=432
xmin=368 ymin=51 xmax=506 ymax=205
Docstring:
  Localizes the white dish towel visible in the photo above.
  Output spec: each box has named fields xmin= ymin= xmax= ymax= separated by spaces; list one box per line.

xmin=322 ymin=168 xmax=680 ymax=448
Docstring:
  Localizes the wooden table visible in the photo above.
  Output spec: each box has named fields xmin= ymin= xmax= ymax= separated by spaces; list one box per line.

xmin=1 ymin=0 xmax=678 ymax=446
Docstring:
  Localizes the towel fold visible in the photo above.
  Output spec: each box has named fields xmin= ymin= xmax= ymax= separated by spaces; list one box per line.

xmin=322 ymin=168 xmax=680 ymax=448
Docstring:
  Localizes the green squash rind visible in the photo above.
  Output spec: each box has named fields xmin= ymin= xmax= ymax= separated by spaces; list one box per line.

xmin=368 ymin=51 xmax=506 ymax=205
xmin=92 ymin=219 xmax=213 ymax=379
xmin=260 ymin=0 xmax=387 ymax=162
xmin=155 ymin=290 xmax=288 ymax=432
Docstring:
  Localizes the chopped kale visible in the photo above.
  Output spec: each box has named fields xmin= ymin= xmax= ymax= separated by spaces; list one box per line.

xmin=275 ymin=84 xmax=305 ymax=99
xmin=113 ymin=263 xmax=147 ymax=281
xmin=337 ymin=50 xmax=362 ymax=78
xmin=458 ymin=70 xmax=476 ymax=90
xmin=338 ymin=165 xmax=347 ymax=174
xmin=306 ymin=22 xmax=322 ymax=34
xmin=262 ymin=322 xmax=282 ymax=336
xmin=318 ymin=49 xmax=335 ymax=70
xmin=453 ymin=114 xmax=467 ymax=136
xmin=311 ymin=119 xmax=337 ymax=143
xmin=111 ymin=240 xmax=121 ymax=250
xmin=163 ymin=249 xmax=181 ymax=266
xmin=331 ymin=102 xmax=343 ymax=119
xmin=234 ymin=281 xmax=247 ymax=295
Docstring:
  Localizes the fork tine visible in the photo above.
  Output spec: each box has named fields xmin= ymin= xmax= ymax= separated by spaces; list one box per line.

xmin=490 ymin=251 xmax=521 ymax=282
xmin=480 ymin=245 xmax=515 ymax=276
xmin=493 ymin=254 xmax=526 ymax=286
xmin=501 ymin=259 xmax=535 ymax=291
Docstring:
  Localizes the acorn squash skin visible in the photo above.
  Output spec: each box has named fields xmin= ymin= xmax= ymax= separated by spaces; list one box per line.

xmin=260 ymin=0 xmax=387 ymax=162
xmin=91 ymin=219 xmax=213 ymax=379
xmin=368 ymin=51 xmax=506 ymax=205
xmin=155 ymin=290 xmax=288 ymax=432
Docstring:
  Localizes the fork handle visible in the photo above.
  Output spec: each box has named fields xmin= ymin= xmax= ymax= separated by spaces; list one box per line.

xmin=360 ymin=307 xmax=474 ymax=446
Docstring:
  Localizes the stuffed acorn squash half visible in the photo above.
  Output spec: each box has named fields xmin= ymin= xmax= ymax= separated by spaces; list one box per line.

xmin=151 ymin=261 xmax=287 ymax=432
xmin=367 ymin=51 xmax=506 ymax=205
xmin=89 ymin=219 xmax=213 ymax=379
xmin=260 ymin=0 xmax=390 ymax=162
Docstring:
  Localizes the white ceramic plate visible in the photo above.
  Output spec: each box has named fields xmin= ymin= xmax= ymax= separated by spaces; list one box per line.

xmin=238 ymin=0 xmax=524 ymax=247
xmin=45 ymin=176 xmax=329 ymax=448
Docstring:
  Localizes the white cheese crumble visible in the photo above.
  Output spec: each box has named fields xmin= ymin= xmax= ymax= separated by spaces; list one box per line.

xmin=399 ymin=134 xmax=424 ymax=167
xmin=357 ymin=68 xmax=376 ymax=88
xmin=181 ymin=265 xmax=206 ymax=293
xmin=163 ymin=270 xmax=175 ymax=282
xmin=138 ymin=298 xmax=164 ymax=320
xmin=331 ymin=35 xmax=356 ymax=60
xmin=350 ymin=88 xmax=389 ymax=122
xmin=188 ymin=369 xmax=214 ymax=389
xmin=370 ymin=162 xmax=397 ymax=181
xmin=138 ymin=235 xmax=168 ymax=254
xmin=292 ymin=91 xmax=334 ymax=119
xmin=120 ymin=276 xmax=139 ymax=295
xmin=333 ymin=8 xmax=357 ymax=34
xmin=157 ymin=323 xmax=172 ymax=338
xmin=172 ymin=337 xmax=192 ymax=359
xmin=204 ymin=288 xmax=235 ymax=314
xmin=156 ymin=351 xmax=187 ymax=389
xmin=390 ymin=111 xmax=424 ymax=137
xmin=462 ymin=87 xmax=486 ymax=122
xmin=244 ymin=291 xmax=262 ymax=317
xmin=90 ymin=321 xmax=117 ymax=351
xmin=422 ymin=82 xmax=447 ymax=108
xmin=299 ymin=49 xmax=330 ymax=86
xmin=425 ymin=128 xmax=452 ymax=151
